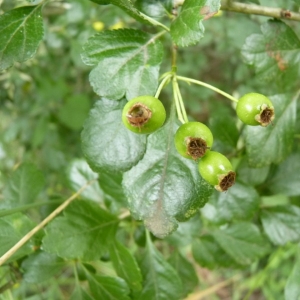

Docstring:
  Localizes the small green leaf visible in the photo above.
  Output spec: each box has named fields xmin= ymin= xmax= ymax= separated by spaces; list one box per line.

xmin=212 ymin=222 xmax=270 ymax=265
xmin=42 ymin=201 xmax=118 ymax=260
xmin=58 ymin=94 xmax=91 ymax=131
xmin=285 ymin=255 xmax=300 ymax=300
xmin=22 ymin=251 xmax=65 ymax=283
xmin=0 ymin=5 xmax=44 ymax=70
xmin=87 ymin=273 xmax=131 ymax=300
xmin=123 ymin=115 xmax=213 ymax=238
xmin=261 ymin=205 xmax=300 ymax=245
xmin=245 ymin=94 xmax=297 ymax=167
xmin=81 ymin=99 xmax=147 ymax=173
xmin=2 ymin=163 xmax=44 ymax=209
xmin=236 ymin=156 xmax=270 ymax=186
xmin=192 ymin=235 xmax=238 ymax=269
xmin=109 ymin=240 xmax=142 ymax=291
xmin=170 ymin=0 xmax=221 ymax=47
xmin=242 ymin=20 xmax=300 ymax=81
xmin=201 ymin=182 xmax=260 ymax=224
xmin=136 ymin=233 xmax=183 ymax=299
xmin=267 ymin=153 xmax=300 ymax=196
xmin=168 ymin=250 xmax=198 ymax=297
xmin=0 ymin=213 xmax=35 ymax=261
xmin=67 ymin=159 xmax=103 ymax=202
xmin=81 ymin=29 xmax=163 ymax=100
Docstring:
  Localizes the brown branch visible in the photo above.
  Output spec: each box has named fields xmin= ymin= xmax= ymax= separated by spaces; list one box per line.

xmin=221 ymin=0 xmax=300 ymax=21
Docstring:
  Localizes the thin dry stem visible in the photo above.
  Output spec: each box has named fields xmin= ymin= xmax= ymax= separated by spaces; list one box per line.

xmin=0 ymin=179 xmax=96 ymax=266
xmin=185 ymin=274 xmax=241 ymax=300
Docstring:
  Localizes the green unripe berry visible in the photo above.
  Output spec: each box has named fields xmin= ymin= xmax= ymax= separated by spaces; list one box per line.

xmin=174 ymin=122 xmax=213 ymax=160
xmin=198 ymin=151 xmax=236 ymax=192
xmin=122 ymin=95 xmax=166 ymax=134
xmin=236 ymin=93 xmax=275 ymax=126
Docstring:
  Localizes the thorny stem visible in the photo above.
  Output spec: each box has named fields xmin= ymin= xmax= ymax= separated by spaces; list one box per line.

xmin=176 ymin=75 xmax=239 ymax=103
xmin=0 ymin=179 xmax=96 ymax=267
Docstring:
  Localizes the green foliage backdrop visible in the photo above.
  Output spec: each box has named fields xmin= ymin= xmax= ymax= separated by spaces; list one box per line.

xmin=0 ymin=0 xmax=300 ymax=299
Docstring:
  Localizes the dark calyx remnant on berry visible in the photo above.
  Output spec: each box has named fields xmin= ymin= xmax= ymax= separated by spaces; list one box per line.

xmin=217 ymin=171 xmax=236 ymax=192
xmin=256 ymin=104 xmax=275 ymax=127
xmin=186 ymin=137 xmax=209 ymax=160
xmin=126 ymin=102 xmax=152 ymax=129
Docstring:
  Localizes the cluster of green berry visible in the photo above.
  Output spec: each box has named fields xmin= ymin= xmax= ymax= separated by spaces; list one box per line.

xmin=122 ymin=82 xmax=275 ymax=192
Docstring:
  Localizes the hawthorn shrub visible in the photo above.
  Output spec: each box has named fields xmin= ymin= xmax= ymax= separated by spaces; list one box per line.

xmin=0 ymin=0 xmax=300 ymax=299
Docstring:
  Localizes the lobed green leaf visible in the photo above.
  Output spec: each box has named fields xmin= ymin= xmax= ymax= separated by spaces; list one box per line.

xmin=267 ymin=153 xmax=300 ymax=196
xmin=0 ymin=5 xmax=44 ymax=70
xmin=201 ymin=182 xmax=260 ymax=224
xmin=192 ymin=235 xmax=239 ymax=269
xmin=170 ymin=0 xmax=221 ymax=47
xmin=42 ymin=200 xmax=118 ymax=260
xmin=212 ymin=222 xmax=270 ymax=265
xmin=0 ymin=213 xmax=35 ymax=262
xmin=81 ymin=29 xmax=163 ymax=100
xmin=87 ymin=273 xmax=131 ymax=300
xmin=261 ymin=205 xmax=300 ymax=245
xmin=109 ymin=240 xmax=143 ymax=291
xmin=2 ymin=163 xmax=44 ymax=209
xmin=242 ymin=20 xmax=300 ymax=82
xmin=22 ymin=251 xmax=65 ymax=283
xmin=168 ymin=250 xmax=198 ymax=297
xmin=136 ymin=233 xmax=183 ymax=299
xmin=81 ymin=99 xmax=147 ymax=173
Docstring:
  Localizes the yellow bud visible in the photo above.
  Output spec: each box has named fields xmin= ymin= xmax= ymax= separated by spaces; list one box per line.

xmin=109 ymin=21 xmax=125 ymax=30
xmin=93 ymin=21 xmax=105 ymax=31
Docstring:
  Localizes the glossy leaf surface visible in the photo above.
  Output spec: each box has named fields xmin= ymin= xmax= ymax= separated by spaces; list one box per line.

xmin=0 ymin=5 xmax=44 ymax=70
xmin=261 ymin=205 xmax=300 ymax=245
xmin=170 ymin=0 xmax=220 ymax=47
xmin=123 ymin=115 xmax=213 ymax=238
xmin=81 ymin=99 xmax=147 ymax=173
xmin=81 ymin=29 xmax=163 ymax=100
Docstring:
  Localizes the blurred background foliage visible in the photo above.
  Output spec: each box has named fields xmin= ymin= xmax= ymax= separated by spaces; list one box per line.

xmin=1 ymin=0 xmax=300 ymax=299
